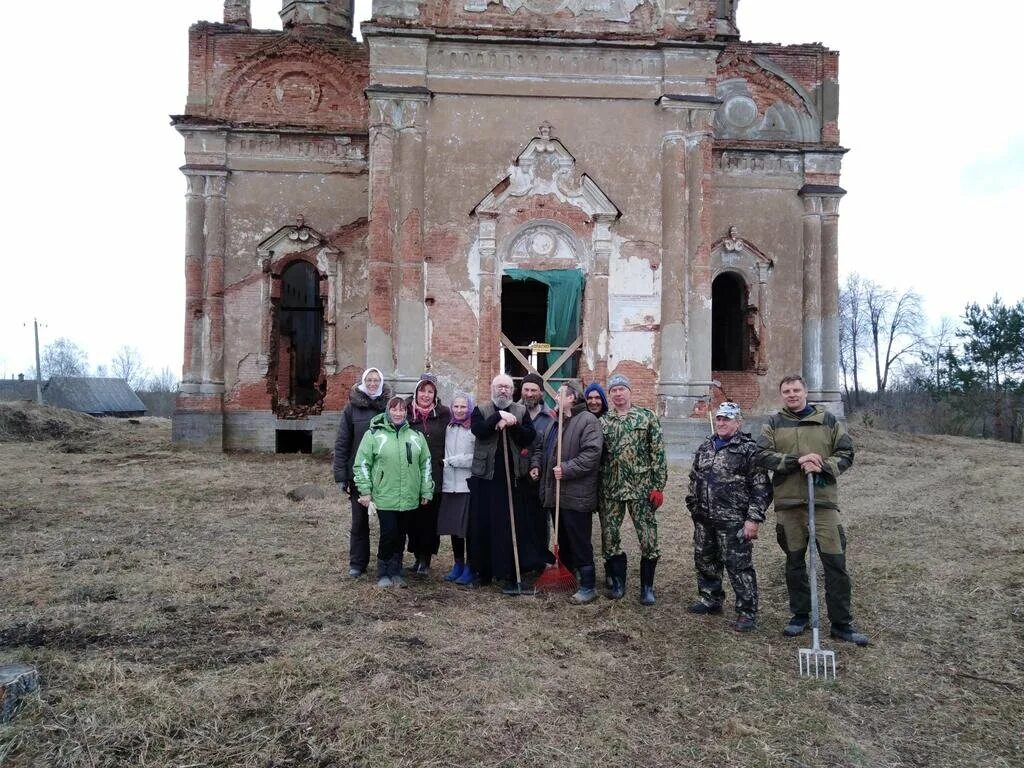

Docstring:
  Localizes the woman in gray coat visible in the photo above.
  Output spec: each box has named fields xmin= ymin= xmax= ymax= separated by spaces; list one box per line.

xmin=437 ymin=391 xmax=476 ymax=584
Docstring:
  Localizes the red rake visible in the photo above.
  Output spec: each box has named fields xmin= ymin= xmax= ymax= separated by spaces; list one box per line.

xmin=535 ymin=389 xmax=577 ymax=594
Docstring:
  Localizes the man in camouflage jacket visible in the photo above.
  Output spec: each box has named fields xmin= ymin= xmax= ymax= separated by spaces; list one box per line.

xmin=756 ymin=374 xmax=868 ymax=646
xmin=685 ymin=402 xmax=772 ymax=632
xmin=598 ymin=373 xmax=667 ymax=605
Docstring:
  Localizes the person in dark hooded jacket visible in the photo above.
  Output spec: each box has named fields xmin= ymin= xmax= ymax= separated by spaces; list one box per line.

xmin=405 ymin=372 xmax=451 ymax=576
xmin=333 ymin=367 xmax=391 ymax=577
xmin=584 ymin=381 xmax=609 ymax=418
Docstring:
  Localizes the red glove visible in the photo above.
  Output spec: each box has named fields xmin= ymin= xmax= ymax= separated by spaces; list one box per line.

xmin=649 ymin=489 xmax=664 ymax=509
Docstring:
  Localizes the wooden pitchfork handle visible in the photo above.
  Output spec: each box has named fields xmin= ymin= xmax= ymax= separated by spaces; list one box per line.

xmin=501 ymin=428 xmax=524 ymax=588
xmin=554 ymin=388 xmax=563 ymax=559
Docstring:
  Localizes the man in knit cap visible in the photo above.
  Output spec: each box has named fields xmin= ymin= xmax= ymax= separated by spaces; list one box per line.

xmin=516 ymin=372 xmax=556 ymax=560
xmin=597 ymin=373 xmax=667 ymax=605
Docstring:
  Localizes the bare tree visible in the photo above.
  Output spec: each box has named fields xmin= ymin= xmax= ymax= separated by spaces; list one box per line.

xmin=111 ymin=345 xmax=149 ymax=390
xmin=142 ymin=366 xmax=179 ymax=393
xmin=839 ymin=273 xmax=869 ymax=407
xmin=40 ymin=337 xmax=89 ymax=378
xmin=918 ymin=316 xmax=958 ymax=389
xmin=864 ymin=281 xmax=924 ymax=393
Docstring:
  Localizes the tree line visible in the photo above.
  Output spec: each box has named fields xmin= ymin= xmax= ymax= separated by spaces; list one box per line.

xmin=840 ymin=273 xmax=1024 ymax=442
xmin=35 ymin=338 xmax=178 ymax=393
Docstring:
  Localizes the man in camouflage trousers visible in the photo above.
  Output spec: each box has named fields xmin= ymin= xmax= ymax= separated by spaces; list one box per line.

xmin=685 ymin=402 xmax=772 ymax=632
xmin=598 ymin=373 xmax=667 ymax=605
xmin=756 ymin=374 xmax=869 ymax=646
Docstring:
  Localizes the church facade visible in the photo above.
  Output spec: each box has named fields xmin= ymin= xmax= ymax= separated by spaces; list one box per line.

xmin=172 ymin=0 xmax=844 ymax=453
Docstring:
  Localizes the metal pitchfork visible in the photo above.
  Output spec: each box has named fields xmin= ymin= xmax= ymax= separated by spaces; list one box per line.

xmin=798 ymin=472 xmax=837 ymax=680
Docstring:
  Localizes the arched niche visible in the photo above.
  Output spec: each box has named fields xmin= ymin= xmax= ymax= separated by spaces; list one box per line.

xmin=710 ymin=227 xmax=773 ymax=375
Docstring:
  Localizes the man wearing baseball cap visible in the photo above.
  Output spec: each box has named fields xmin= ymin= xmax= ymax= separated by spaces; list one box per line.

xmin=685 ymin=401 xmax=772 ymax=631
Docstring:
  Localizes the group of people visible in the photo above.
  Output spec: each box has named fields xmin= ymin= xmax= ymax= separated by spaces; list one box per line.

xmin=332 ymin=366 xmax=869 ymax=645
xmin=332 ymin=368 xmax=667 ymax=606
xmin=685 ymin=373 xmax=868 ymax=644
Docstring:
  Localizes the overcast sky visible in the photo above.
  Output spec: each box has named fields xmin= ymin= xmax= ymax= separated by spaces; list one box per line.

xmin=1 ymin=1 xmax=1020 ymax=380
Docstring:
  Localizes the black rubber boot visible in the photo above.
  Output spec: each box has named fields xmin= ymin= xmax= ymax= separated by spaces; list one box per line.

xmin=603 ymin=558 xmax=614 ymax=590
xmin=607 ymin=553 xmax=627 ymax=600
xmin=639 ymin=557 xmax=657 ymax=606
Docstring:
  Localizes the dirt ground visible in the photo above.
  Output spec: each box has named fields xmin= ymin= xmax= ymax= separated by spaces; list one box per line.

xmin=0 ymin=402 xmax=1021 ymax=767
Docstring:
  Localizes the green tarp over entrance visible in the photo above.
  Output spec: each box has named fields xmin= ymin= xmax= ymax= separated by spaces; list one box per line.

xmin=503 ymin=268 xmax=583 ymax=382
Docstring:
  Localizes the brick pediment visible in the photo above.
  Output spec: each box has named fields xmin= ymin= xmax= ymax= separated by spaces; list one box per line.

xmin=715 ymin=52 xmax=819 ymax=142
xmin=216 ymin=43 xmax=368 ymax=131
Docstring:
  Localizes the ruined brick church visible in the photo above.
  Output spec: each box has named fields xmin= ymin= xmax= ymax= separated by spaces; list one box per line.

xmin=172 ymin=0 xmax=845 ymax=453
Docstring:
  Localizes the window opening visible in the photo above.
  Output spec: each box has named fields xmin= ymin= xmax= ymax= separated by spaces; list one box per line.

xmin=712 ymin=272 xmax=747 ymax=371
xmin=277 ymin=261 xmax=323 ymax=407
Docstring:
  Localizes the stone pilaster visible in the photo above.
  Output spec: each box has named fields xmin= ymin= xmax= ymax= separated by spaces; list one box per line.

xmin=174 ymin=167 xmax=227 ymax=450
xmin=365 ymin=94 xmax=398 ymax=373
xmin=799 ymin=183 xmax=845 ymax=407
xmin=820 ymin=195 xmax=843 ymax=405
xmin=324 ymin=254 xmax=339 ymax=374
xmin=800 ymin=193 xmax=823 ymax=400
xmin=365 ymin=87 xmax=430 ymax=394
xmin=583 ymin=217 xmax=613 ymax=376
xmin=656 ymin=95 xmax=718 ymax=417
xmin=181 ymin=171 xmax=206 ymax=392
xmin=201 ymin=173 xmax=228 ymax=395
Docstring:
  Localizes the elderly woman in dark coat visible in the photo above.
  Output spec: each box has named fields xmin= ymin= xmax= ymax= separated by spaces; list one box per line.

xmin=333 ymin=367 xmax=391 ymax=578
xmin=405 ymin=372 xmax=451 ymax=576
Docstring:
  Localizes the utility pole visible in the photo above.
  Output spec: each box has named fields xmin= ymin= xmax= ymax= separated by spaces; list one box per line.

xmin=33 ymin=319 xmax=43 ymax=405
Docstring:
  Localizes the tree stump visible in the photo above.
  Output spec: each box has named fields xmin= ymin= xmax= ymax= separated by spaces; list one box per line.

xmin=0 ymin=663 xmax=39 ymax=723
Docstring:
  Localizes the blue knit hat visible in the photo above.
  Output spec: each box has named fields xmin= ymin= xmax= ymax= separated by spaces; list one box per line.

xmin=583 ymin=381 xmax=608 ymax=415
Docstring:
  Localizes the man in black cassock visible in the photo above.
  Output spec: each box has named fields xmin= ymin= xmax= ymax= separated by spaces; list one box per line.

xmin=467 ymin=373 xmax=543 ymax=592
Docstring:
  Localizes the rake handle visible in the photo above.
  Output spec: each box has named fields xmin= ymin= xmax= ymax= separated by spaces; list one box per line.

xmin=501 ymin=428 xmax=523 ymax=587
xmin=554 ymin=389 xmax=563 ymax=559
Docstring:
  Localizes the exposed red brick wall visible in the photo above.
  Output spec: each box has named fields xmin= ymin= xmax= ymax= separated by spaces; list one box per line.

xmin=176 ymin=393 xmax=224 ymax=413
xmin=185 ymin=24 xmax=369 ymax=132
xmin=226 ymin=381 xmax=273 ymax=411
xmin=712 ymin=370 xmax=761 ymax=413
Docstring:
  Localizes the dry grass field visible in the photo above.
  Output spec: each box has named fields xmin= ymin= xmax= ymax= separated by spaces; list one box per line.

xmin=0 ymin=402 xmax=1021 ymax=767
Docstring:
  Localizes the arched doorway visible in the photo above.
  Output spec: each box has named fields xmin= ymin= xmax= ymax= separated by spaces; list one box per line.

xmin=276 ymin=261 xmax=323 ymax=407
xmin=712 ymin=272 xmax=747 ymax=371
xmin=499 ymin=268 xmax=583 ymax=400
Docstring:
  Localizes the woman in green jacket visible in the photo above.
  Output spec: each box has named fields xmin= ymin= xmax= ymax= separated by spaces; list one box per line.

xmin=353 ymin=396 xmax=434 ymax=588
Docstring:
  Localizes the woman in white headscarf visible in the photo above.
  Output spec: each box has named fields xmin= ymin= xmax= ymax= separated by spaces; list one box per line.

xmin=332 ymin=367 xmax=391 ymax=577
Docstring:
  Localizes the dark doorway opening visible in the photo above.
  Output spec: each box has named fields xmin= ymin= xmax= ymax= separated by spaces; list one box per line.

xmin=712 ymin=272 xmax=747 ymax=371
xmin=501 ymin=277 xmax=548 ymax=397
xmin=276 ymin=429 xmax=312 ymax=454
xmin=278 ymin=261 xmax=323 ymax=407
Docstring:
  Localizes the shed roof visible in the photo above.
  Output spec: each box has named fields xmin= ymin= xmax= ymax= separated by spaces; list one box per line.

xmin=43 ymin=378 xmax=147 ymax=416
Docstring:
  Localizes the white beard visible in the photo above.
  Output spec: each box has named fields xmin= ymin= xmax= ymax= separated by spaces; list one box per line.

xmin=493 ymin=395 xmax=512 ymax=409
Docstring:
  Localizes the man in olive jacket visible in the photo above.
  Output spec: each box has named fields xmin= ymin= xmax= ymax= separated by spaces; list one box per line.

xmin=756 ymin=374 xmax=868 ymax=646
xmin=530 ymin=381 xmax=603 ymax=604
